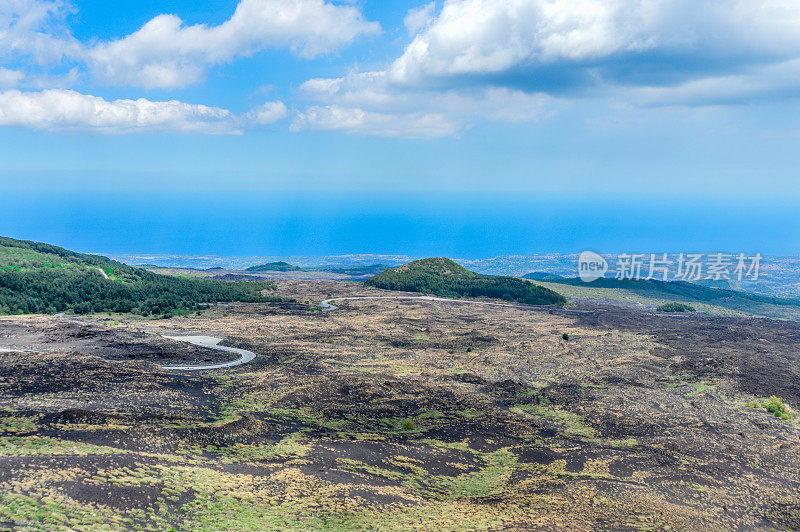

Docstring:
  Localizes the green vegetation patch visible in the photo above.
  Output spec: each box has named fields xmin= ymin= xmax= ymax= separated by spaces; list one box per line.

xmin=747 ymin=396 xmax=797 ymax=421
xmin=366 ymin=257 xmax=565 ymax=306
xmin=200 ymin=434 xmax=309 ymax=463
xmin=340 ymin=447 xmax=518 ymax=501
xmin=513 ymin=404 xmax=597 ymax=439
xmin=0 ymin=492 xmax=126 ymax=530
xmin=657 ymin=302 xmax=696 ymax=313
xmin=0 ymin=415 xmax=37 ymax=434
xmin=685 ymin=381 xmax=716 ymax=396
xmin=438 ymin=449 xmax=518 ymax=499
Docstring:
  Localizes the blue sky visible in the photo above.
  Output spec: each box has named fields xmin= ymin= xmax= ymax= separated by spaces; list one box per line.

xmin=1 ymin=0 xmax=799 ymax=255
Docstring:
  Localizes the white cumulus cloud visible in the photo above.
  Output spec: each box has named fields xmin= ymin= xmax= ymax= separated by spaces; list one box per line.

xmin=245 ymin=101 xmax=290 ymax=125
xmin=291 ymin=105 xmax=458 ymax=138
xmin=0 ymin=0 xmax=81 ymax=65
xmin=388 ymin=0 xmax=800 ymax=98
xmin=1 ymin=0 xmax=379 ymax=89
xmin=626 ymin=59 xmax=800 ymax=107
xmin=0 ymin=89 xmax=289 ymax=134
xmin=87 ymin=0 xmax=380 ymax=88
xmin=0 ymin=68 xmax=24 ymax=87
xmin=403 ymin=2 xmax=436 ymax=36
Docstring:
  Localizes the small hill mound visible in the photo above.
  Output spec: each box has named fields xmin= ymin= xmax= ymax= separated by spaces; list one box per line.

xmin=366 ymin=258 xmax=565 ymax=306
xmin=246 ymin=261 xmax=305 ymax=272
xmin=0 ymin=236 xmax=285 ymax=316
xmin=394 ymin=257 xmax=476 ymax=277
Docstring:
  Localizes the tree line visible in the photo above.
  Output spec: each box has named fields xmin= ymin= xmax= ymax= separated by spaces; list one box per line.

xmin=0 ymin=267 xmax=286 ymax=316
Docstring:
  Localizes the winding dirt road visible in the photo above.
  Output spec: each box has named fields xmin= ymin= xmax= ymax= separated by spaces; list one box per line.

xmin=160 ymin=335 xmax=257 ymax=371
xmin=0 ymin=335 xmax=256 ymax=372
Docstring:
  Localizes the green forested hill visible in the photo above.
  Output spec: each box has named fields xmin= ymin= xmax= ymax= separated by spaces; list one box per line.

xmin=366 ymin=258 xmax=566 ymax=306
xmin=529 ymin=276 xmax=800 ymax=307
xmin=246 ymin=261 xmax=305 ymax=272
xmin=0 ymin=236 xmax=284 ymax=316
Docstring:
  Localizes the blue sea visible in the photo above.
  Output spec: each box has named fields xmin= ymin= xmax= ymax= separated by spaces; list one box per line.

xmin=1 ymin=191 xmax=796 ymax=257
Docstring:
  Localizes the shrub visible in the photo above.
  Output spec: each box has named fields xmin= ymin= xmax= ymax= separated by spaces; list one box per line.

xmin=747 ymin=396 xmax=796 ymax=420
xmin=401 ymin=419 xmax=415 ymax=431
xmin=657 ymin=302 xmax=696 ymax=313
xmin=766 ymin=396 xmax=794 ymax=420
xmin=562 ymin=333 xmax=570 ymax=341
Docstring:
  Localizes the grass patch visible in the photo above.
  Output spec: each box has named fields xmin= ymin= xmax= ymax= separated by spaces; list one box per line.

xmin=0 ymin=492 xmax=126 ymax=530
xmin=513 ymin=404 xmax=597 ymax=439
xmin=455 ymin=408 xmax=485 ymax=419
xmin=340 ymin=448 xmax=518 ymax=501
xmin=201 ymin=434 xmax=309 ymax=463
xmin=0 ymin=436 xmax=127 ymax=456
xmin=438 ymin=449 xmax=518 ymax=499
xmin=0 ymin=415 xmax=37 ymax=434
xmin=685 ymin=381 xmax=716 ymax=397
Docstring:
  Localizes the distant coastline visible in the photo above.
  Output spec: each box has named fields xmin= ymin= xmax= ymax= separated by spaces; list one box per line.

xmin=106 ymin=252 xmax=800 ymax=298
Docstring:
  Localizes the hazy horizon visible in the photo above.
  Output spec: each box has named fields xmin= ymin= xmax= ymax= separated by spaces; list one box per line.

xmin=2 ymin=190 xmax=797 ymax=258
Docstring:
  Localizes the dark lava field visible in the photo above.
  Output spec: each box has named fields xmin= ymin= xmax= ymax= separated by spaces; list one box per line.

xmin=1 ymin=280 xmax=798 ymax=530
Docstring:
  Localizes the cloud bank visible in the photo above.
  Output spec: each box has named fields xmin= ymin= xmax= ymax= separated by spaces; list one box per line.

xmin=292 ymin=0 xmax=800 ymax=136
xmin=4 ymin=0 xmax=800 ymax=136
xmin=294 ymin=70 xmax=552 ymax=137
xmin=0 ymin=90 xmax=286 ymax=134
